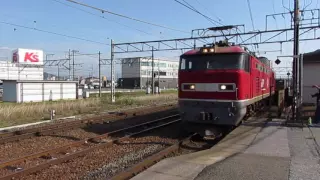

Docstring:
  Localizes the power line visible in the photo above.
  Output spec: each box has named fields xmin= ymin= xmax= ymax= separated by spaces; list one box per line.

xmin=272 ymin=0 xmax=280 ymax=38
xmin=194 ymin=0 xmax=223 ymax=23
xmin=173 ymin=0 xmax=249 ymax=49
xmin=245 ymin=0 xmax=257 ymax=51
xmin=65 ymin=0 xmax=189 ymax=34
xmin=181 ymin=0 xmax=221 ymax=25
xmin=0 ymin=21 xmax=109 ymax=46
xmin=173 ymin=0 xmax=221 ymax=26
xmin=50 ymin=0 xmax=155 ymax=37
xmin=246 ymin=0 xmax=255 ymax=30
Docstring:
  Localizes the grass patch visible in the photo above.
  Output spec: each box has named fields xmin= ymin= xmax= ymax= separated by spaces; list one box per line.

xmin=0 ymin=92 xmax=177 ymax=128
xmin=90 ymin=89 xmax=178 ymax=98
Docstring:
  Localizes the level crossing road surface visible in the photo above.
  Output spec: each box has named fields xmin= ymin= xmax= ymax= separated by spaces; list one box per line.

xmin=131 ymin=118 xmax=320 ymax=180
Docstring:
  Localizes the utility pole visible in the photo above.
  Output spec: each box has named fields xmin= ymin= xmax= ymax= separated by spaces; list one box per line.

xmin=72 ymin=50 xmax=75 ymax=81
xmin=151 ymin=46 xmax=154 ymax=94
xmin=111 ymin=39 xmax=115 ymax=103
xmin=98 ymin=51 xmax=101 ymax=98
xmin=68 ymin=49 xmax=71 ymax=80
xmin=57 ymin=65 xmax=60 ymax=80
xmin=158 ymin=58 xmax=160 ymax=94
xmin=292 ymin=0 xmax=300 ymax=121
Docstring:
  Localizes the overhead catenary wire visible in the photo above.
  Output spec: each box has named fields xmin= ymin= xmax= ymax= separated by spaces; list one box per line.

xmin=272 ymin=0 xmax=280 ymax=40
xmin=0 ymin=21 xmax=109 ymax=46
xmin=50 ymin=0 xmax=155 ymax=37
xmin=172 ymin=0 xmax=251 ymax=51
xmin=64 ymin=0 xmax=189 ymax=34
xmin=245 ymin=0 xmax=258 ymax=52
xmin=246 ymin=0 xmax=255 ymax=30
xmin=194 ymin=0 xmax=222 ymax=22
xmin=172 ymin=0 xmax=227 ymax=45
xmin=173 ymin=0 xmax=222 ymax=26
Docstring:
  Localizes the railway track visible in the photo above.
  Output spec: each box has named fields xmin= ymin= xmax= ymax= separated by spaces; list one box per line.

xmin=110 ymin=134 xmax=196 ymax=180
xmin=0 ymin=105 xmax=274 ymax=179
xmin=110 ymin=110 xmax=274 ymax=180
xmin=0 ymin=103 xmax=177 ymax=144
xmin=0 ymin=114 xmax=181 ymax=180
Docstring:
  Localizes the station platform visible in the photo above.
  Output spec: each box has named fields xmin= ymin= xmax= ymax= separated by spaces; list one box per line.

xmin=131 ymin=118 xmax=320 ymax=180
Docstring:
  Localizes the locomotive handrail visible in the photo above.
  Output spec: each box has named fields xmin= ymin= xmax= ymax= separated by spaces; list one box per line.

xmin=235 ymin=87 xmax=239 ymax=100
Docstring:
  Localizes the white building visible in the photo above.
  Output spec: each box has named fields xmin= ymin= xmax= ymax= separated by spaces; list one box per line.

xmin=0 ymin=48 xmax=44 ymax=81
xmin=0 ymin=61 xmax=44 ymax=81
xmin=120 ymin=57 xmax=179 ymax=89
xmin=2 ymin=80 xmax=78 ymax=103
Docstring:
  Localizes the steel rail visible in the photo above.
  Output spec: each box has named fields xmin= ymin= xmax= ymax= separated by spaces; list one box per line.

xmin=110 ymin=135 xmax=195 ymax=180
xmin=0 ymin=104 xmax=177 ymax=144
xmin=0 ymin=115 xmax=181 ymax=180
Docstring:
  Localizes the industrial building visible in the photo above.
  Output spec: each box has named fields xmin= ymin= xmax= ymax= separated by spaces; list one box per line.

xmin=119 ymin=57 xmax=179 ymax=89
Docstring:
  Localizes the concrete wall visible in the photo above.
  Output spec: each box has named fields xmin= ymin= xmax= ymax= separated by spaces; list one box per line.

xmin=119 ymin=77 xmax=178 ymax=89
xmin=303 ymin=63 xmax=320 ymax=104
xmin=3 ymin=81 xmax=77 ymax=103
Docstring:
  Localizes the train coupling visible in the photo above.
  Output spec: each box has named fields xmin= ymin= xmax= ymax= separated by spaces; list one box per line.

xmin=228 ymin=107 xmax=235 ymax=117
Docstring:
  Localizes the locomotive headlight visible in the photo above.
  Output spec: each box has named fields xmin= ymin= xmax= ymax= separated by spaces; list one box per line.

xmin=202 ymin=49 xmax=208 ymax=53
xmin=209 ymin=48 xmax=215 ymax=52
xmin=219 ymin=84 xmax=234 ymax=90
xmin=183 ymin=84 xmax=195 ymax=90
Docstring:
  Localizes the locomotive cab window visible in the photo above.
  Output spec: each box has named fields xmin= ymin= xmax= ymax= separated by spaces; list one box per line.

xmin=180 ymin=58 xmax=186 ymax=70
xmin=180 ymin=53 xmax=250 ymax=71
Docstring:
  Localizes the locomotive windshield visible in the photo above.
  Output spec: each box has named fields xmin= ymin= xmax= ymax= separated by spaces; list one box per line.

xmin=180 ymin=53 xmax=249 ymax=71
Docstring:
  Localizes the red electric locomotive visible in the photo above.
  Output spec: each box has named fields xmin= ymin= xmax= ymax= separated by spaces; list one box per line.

xmin=178 ymin=42 xmax=275 ymax=136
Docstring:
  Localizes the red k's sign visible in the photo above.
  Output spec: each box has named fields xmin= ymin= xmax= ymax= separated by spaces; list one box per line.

xmin=24 ymin=52 xmax=39 ymax=62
